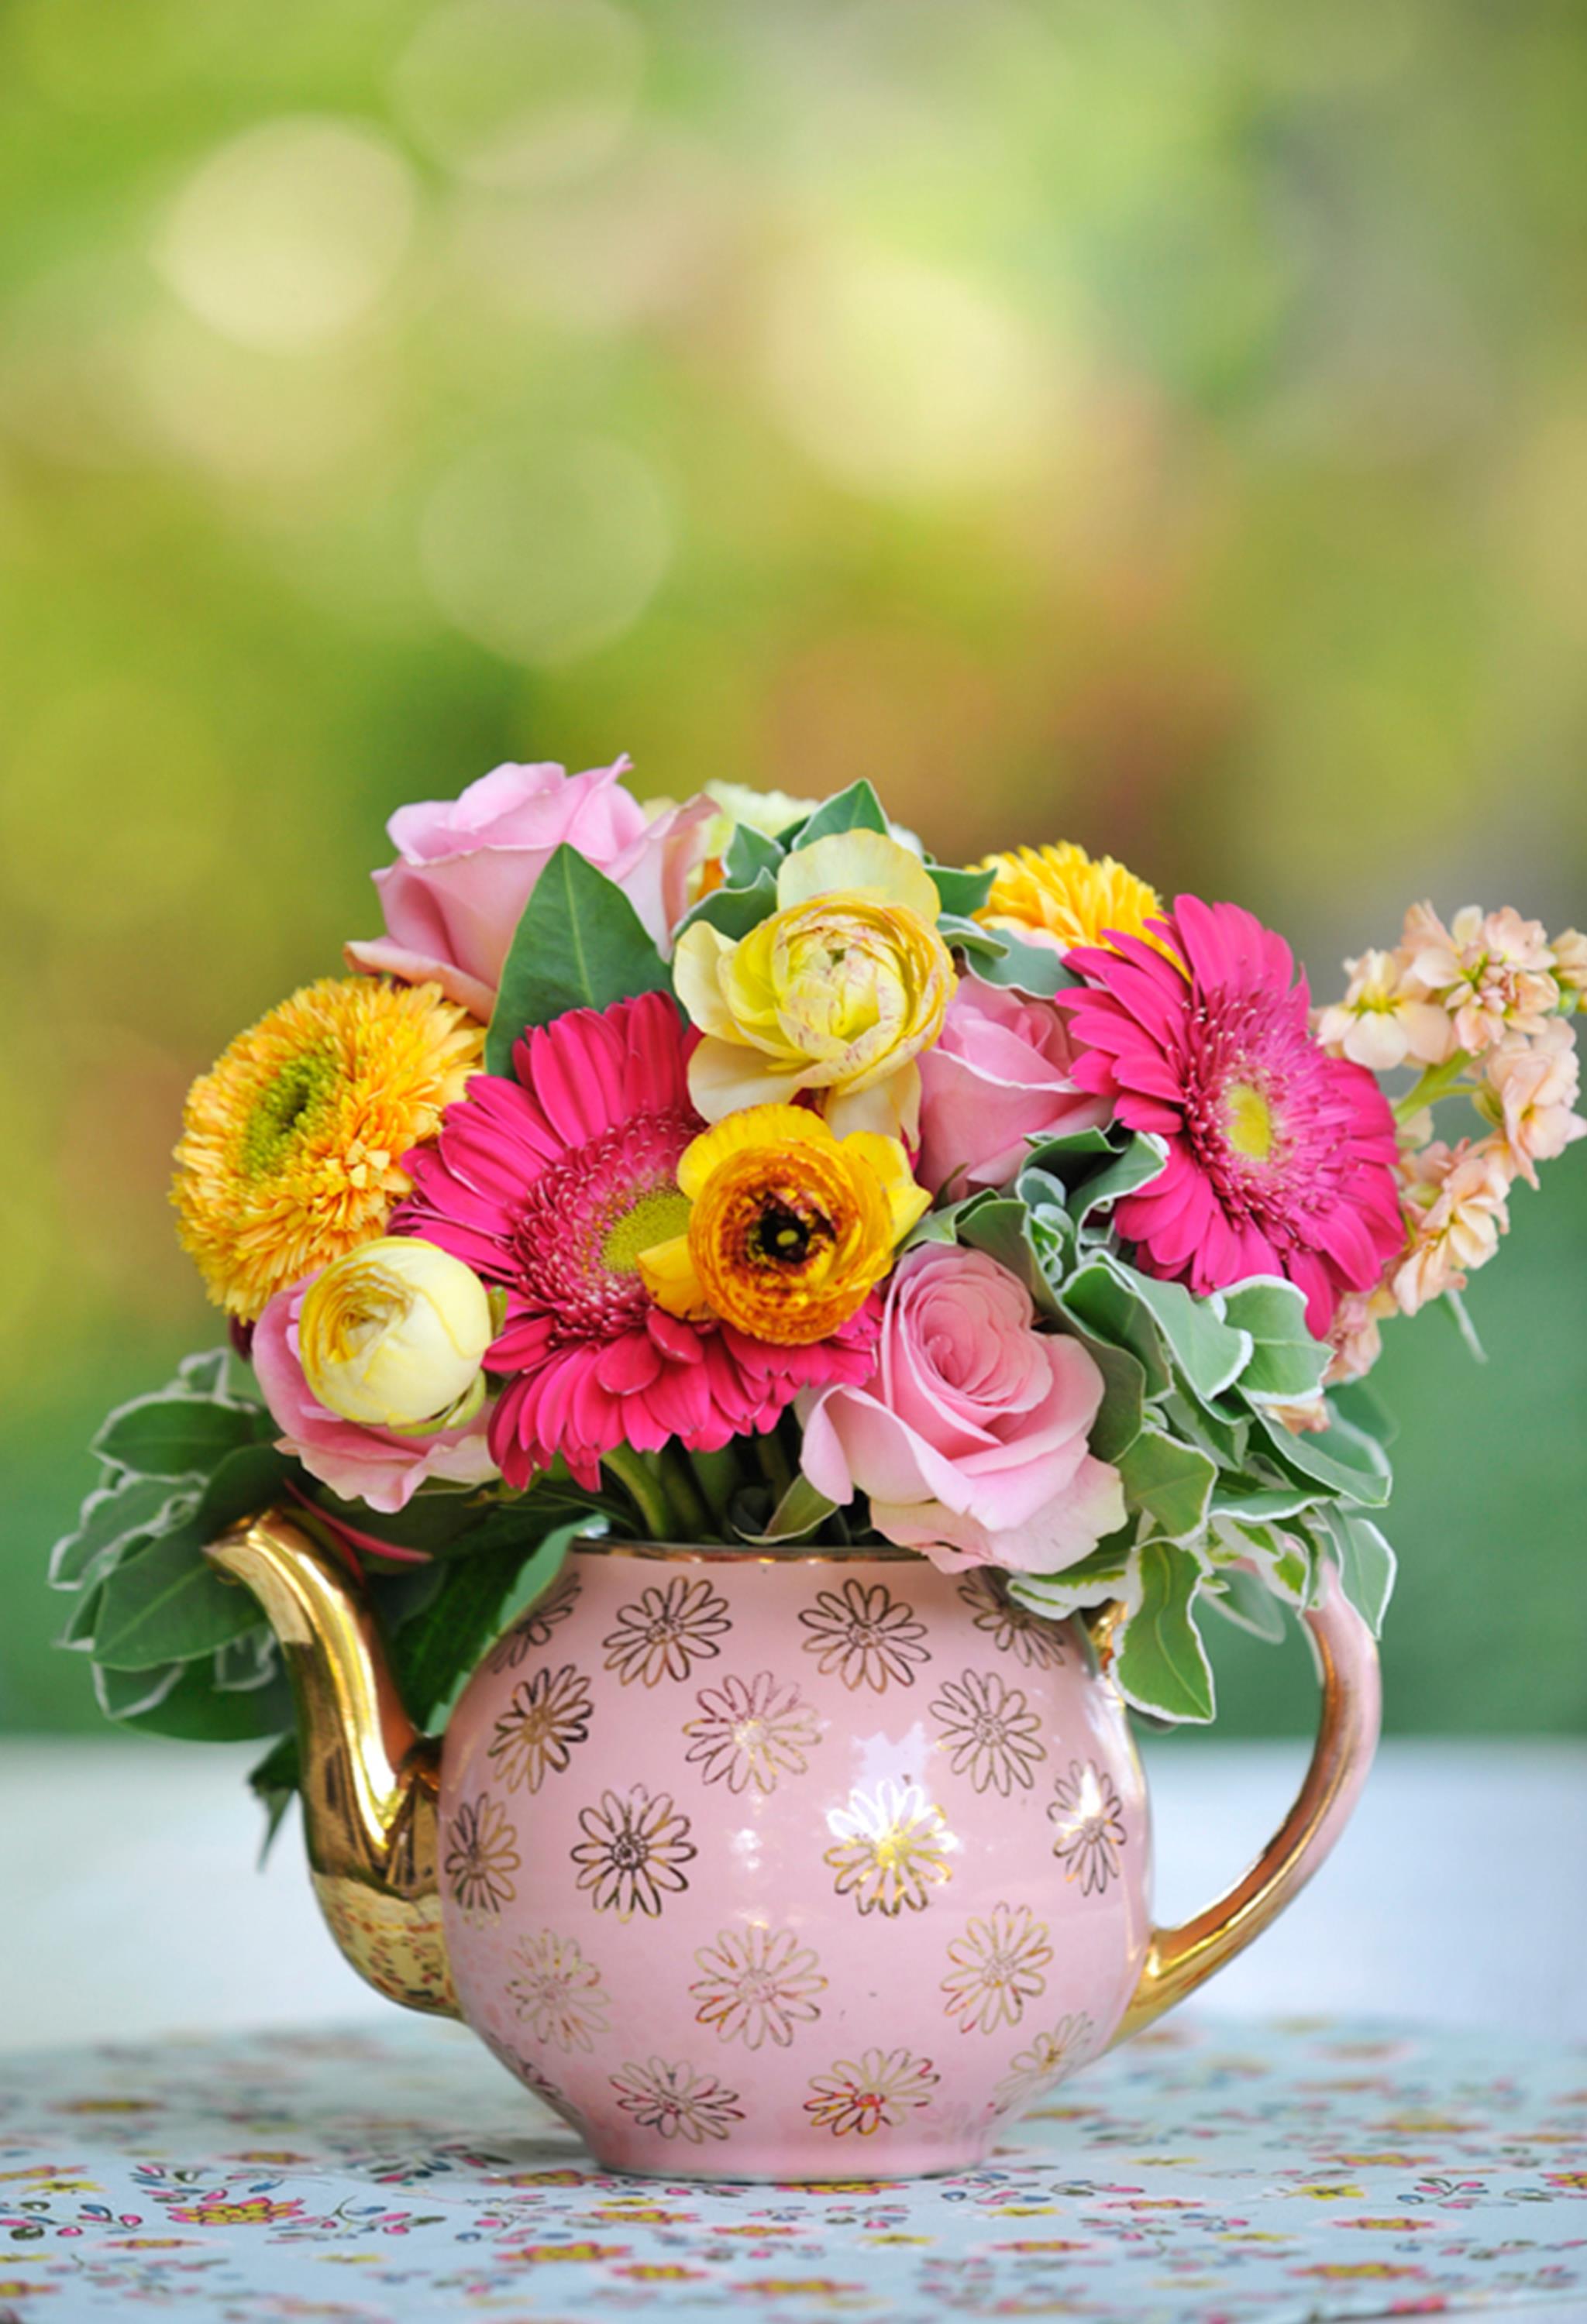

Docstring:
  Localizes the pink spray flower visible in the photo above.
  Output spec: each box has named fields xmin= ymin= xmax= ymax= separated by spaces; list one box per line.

xmin=914 ymin=977 xmax=1110 ymax=1197
xmin=1392 ymin=1137 xmax=1514 ymax=1316
xmin=798 ymin=1244 xmax=1124 ymax=1575
xmin=1060 ymin=896 xmax=1404 ymax=1339
xmin=1398 ymin=902 xmax=1561 ymax=1057
xmin=346 ymin=758 xmax=713 ymax=1019
xmin=253 ymin=1277 xmax=497 ymax=1513
xmin=393 ymin=991 xmax=876 ymax=1490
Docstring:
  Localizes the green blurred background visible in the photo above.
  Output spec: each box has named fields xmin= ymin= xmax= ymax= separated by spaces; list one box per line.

xmin=2 ymin=0 xmax=1582 ymax=1738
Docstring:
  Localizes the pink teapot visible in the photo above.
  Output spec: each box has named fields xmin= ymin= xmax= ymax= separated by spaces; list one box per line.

xmin=209 ymin=1514 xmax=1378 ymax=2180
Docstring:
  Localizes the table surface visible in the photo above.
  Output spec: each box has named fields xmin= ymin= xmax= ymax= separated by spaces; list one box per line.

xmin=2 ymin=1735 xmax=1583 ymax=2051
xmin=1 ymin=2012 xmax=1584 ymax=2324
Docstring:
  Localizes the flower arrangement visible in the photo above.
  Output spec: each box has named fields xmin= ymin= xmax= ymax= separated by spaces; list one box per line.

xmin=53 ymin=759 xmax=1584 ymax=1819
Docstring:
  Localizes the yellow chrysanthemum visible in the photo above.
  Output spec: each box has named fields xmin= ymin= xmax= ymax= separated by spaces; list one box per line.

xmin=638 ymin=1102 xmax=928 ymax=1346
xmin=973 ymin=840 xmax=1169 ymax=958
xmin=172 ymin=977 xmax=483 ymax=1320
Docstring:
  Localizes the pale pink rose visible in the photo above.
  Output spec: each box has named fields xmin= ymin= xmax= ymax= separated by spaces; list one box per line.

xmin=346 ymin=758 xmax=714 ymax=1018
xmin=253 ymin=1277 xmax=498 ymax=1513
xmin=797 ymin=1244 xmax=1125 ymax=1575
xmin=1392 ymin=1136 xmax=1513 ymax=1316
xmin=1399 ymin=902 xmax=1560 ymax=1056
xmin=1314 ymin=947 xmax=1453 ymax=1072
xmin=1482 ymin=1017 xmax=1587 ymax=1187
xmin=915 ymin=978 xmax=1111 ymax=1196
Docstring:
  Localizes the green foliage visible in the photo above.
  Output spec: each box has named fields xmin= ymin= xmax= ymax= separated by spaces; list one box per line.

xmin=486 ymin=844 xmax=674 ymax=1073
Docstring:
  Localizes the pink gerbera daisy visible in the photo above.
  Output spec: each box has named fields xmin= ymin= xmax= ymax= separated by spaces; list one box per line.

xmin=394 ymin=991 xmax=874 ymax=1490
xmin=1062 ymin=896 xmax=1403 ymax=1337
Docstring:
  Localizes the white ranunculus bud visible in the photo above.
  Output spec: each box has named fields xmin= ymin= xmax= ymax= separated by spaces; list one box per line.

xmin=298 ymin=1237 xmax=492 ymax=1432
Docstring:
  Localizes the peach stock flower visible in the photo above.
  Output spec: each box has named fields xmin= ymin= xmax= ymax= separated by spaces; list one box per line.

xmin=1392 ymin=1138 xmax=1513 ymax=1315
xmin=1480 ymin=1019 xmax=1587 ymax=1186
xmin=1399 ymin=903 xmax=1561 ymax=1055
xmin=1314 ymin=949 xmax=1454 ymax=1073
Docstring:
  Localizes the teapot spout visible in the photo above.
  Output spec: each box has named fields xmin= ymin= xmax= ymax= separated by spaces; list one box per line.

xmin=205 ymin=1511 xmax=460 ymax=2020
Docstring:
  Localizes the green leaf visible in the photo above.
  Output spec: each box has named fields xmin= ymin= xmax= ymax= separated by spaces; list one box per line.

xmin=94 ymin=1514 xmax=270 ymax=1669
xmin=734 ymin=1473 xmax=835 ymax=1546
xmin=1117 ymin=1427 xmax=1217 ymax=1540
xmin=1209 ymin=1480 xmax=1324 ymax=1523
xmin=58 ymin=1579 xmax=108 ymax=1650
xmin=388 ymin=1521 xmax=584 ymax=1730
xmin=928 ymin=863 xmax=995 ymax=918
xmin=1114 ymin=1539 xmax=1216 ymax=1723
xmin=935 ymin=912 xmax=1003 ymax=957
xmin=486 ymin=844 xmax=672 ymax=1073
xmin=1248 ymin=1406 xmax=1392 ymax=1508
xmin=1327 ymin=1377 xmax=1399 ymax=1447
xmin=676 ymin=867 xmax=779 ymax=944
xmin=50 ymin=1473 xmax=198 ymax=1590
xmin=723 ymin=822 xmax=784 ymax=885
xmin=787 ymin=779 xmax=889 ymax=845
xmin=1217 ymin=1518 xmax=1314 ymax=1605
xmin=1069 ymin=1135 xmax=1169 ymax=1235
xmin=1219 ymin=1277 xmax=1331 ymax=1404
xmin=250 ymin=1734 xmax=301 ymax=1858
xmin=1024 ymin=1125 xmax=1119 ymax=1175
xmin=952 ymin=922 xmax=1078 ymax=997
xmin=1325 ymin=1510 xmax=1397 ymax=1636
xmin=1055 ymin=1260 xmax=1173 ymax=1397
xmin=1007 ymin=1533 xmax=1137 ymax=1620
xmin=93 ymin=1394 xmax=261 ymax=1480
xmin=1157 ymin=1387 xmax=1250 ymax=1471
xmin=1114 ymin=1264 xmax=1253 ymax=1403
xmin=1203 ymin=1563 xmax=1288 ymax=1643
xmin=94 ymin=1657 xmax=294 ymax=1741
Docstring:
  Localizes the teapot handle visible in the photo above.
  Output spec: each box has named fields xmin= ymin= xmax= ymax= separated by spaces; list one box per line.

xmin=1111 ymin=1563 xmax=1381 ymax=2043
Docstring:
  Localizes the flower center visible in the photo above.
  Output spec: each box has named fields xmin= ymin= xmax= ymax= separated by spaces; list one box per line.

xmin=1224 ymin=1080 xmax=1274 ymax=1161
xmin=511 ymin=1107 xmax=699 ymax=1339
xmin=601 ymin=1185 xmax=694 ymax=1275
xmin=240 ymin=1049 xmax=337 ymax=1176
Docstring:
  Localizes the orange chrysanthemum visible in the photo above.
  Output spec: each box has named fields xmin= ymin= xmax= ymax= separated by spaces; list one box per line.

xmin=973 ymin=840 xmax=1169 ymax=958
xmin=172 ymin=975 xmax=482 ymax=1319
xmin=639 ymin=1104 xmax=928 ymax=1347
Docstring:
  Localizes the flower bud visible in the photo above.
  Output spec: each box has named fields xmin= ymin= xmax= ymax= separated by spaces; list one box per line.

xmin=298 ymin=1236 xmax=493 ymax=1432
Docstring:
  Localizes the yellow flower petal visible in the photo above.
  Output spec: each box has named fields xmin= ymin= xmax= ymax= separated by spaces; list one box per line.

xmin=687 ymin=1037 xmax=813 ymax=1125
xmin=823 ymin=1064 xmax=923 ymax=1143
xmin=670 ymin=920 xmax=740 ymax=1039
xmin=676 ymin=1102 xmax=835 ymax=1201
xmin=778 ymin=829 xmax=942 ymax=922
xmin=635 ymin=1232 xmax=712 ymax=1322
xmin=842 ymin=1131 xmax=932 ymax=1242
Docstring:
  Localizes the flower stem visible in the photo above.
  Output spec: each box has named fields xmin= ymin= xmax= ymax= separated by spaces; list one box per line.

xmin=659 ymin=1443 xmax=713 ymax=1543
xmin=755 ymin=1425 xmax=794 ymax=1504
xmin=687 ymin=1445 xmax=739 ymax=1530
xmin=1395 ymin=1051 xmax=1474 ymax=1123
xmin=601 ymin=1442 xmax=675 ymax=1542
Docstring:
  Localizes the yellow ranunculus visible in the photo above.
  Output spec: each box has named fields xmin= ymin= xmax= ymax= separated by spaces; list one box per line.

xmin=298 ymin=1236 xmax=494 ymax=1432
xmin=637 ymin=1103 xmax=929 ymax=1346
xmin=672 ymin=830 xmax=955 ymax=1140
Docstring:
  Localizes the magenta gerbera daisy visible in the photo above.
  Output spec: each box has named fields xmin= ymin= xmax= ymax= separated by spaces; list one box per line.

xmin=1062 ymin=896 xmax=1403 ymax=1336
xmin=393 ymin=991 xmax=875 ymax=1489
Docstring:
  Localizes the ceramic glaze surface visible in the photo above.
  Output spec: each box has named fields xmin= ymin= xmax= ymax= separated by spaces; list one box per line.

xmin=439 ymin=1550 xmax=1151 ymax=2178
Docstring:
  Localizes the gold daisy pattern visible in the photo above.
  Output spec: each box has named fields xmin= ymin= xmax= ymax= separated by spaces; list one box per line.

xmin=929 ymin=1668 xmax=1047 ymax=1796
xmin=804 ymin=2047 xmax=941 ymax=2137
xmin=690 ymin=1926 xmax=827 ymax=2051
xmin=506 ymin=1930 xmax=612 ymax=2054
xmin=797 ymin=1578 xmax=931 ymax=1693
xmin=442 ymin=1792 xmax=521 ymax=1917
xmin=609 ymin=2058 xmax=745 ymax=2144
xmin=682 ymin=1671 xmax=822 ymax=1795
xmin=487 ymin=1662 xmax=594 ymax=1794
xmin=940 ymin=1903 xmax=1054 ymax=2036
xmin=1048 ymin=1758 xmax=1127 ymax=1896
xmin=955 ymin=1571 xmax=1068 ymax=1669
xmin=485 ymin=1568 xmax=583 ymax=1674
xmin=824 ymin=1778 xmax=955 ymax=1917
xmin=602 ymin=1576 xmax=732 ymax=1686
xmin=570 ymin=1785 xmax=697 ymax=1920
xmin=993 ymin=2009 xmax=1097 ymax=2109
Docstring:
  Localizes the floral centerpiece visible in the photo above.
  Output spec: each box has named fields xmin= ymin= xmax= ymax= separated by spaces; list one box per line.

xmin=53 ymin=759 xmax=1585 ymax=1821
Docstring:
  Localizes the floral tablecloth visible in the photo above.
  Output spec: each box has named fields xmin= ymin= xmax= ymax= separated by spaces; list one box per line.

xmin=0 ymin=2013 xmax=1582 ymax=2322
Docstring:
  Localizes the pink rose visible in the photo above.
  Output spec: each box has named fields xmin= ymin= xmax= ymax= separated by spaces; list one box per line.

xmin=346 ymin=758 xmax=713 ymax=1019
xmin=253 ymin=1277 xmax=497 ymax=1513
xmin=798 ymin=1244 xmax=1125 ymax=1574
xmin=915 ymin=977 xmax=1110 ymax=1197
